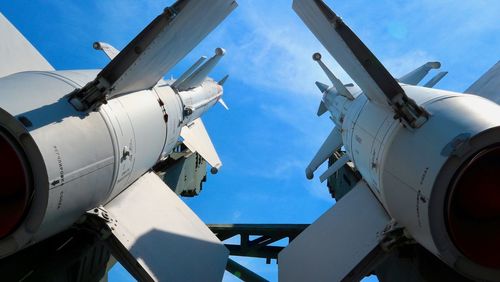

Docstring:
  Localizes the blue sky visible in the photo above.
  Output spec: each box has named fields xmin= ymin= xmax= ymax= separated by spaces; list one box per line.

xmin=1 ymin=0 xmax=499 ymax=281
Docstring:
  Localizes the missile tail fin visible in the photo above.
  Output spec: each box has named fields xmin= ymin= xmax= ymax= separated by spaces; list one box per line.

xmin=317 ymin=101 xmax=328 ymax=116
xmin=423 ymin=71 xmax=448 ymax=88
xmin=218 ymin=98 xmax=229 ymax=110
xmin=177 ymin=48 xmax=226 ymax=91
xmin=279 ymin=181 xmax=391 ymax=281
xmin=315 ymin=81 xmax=330 ymax=93
xmin=305 ymin=128 xmax=343 ymax=180
xmin=399 ymin=62 xmax=441 ymax=85
xmin=104 ymin=172 xmax=228 ymax=281
xmin=218 ymin=74 xmax=229 ymax=86
xmin=0 ymin=13 xmax=54 ymax=78
xmin=181 ymin=118 xmax=222 ymax=173
xmin=171 ymin=56 xmax=208 ymax=89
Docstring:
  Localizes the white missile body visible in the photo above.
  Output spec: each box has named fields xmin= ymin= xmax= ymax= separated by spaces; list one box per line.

xmin=0 ymin=70 xmax=224 ymax=247
xmin=282 ymin=0 xmax=500 ymax=281
xmin=0 ymin=1 xmax=237 ymax=280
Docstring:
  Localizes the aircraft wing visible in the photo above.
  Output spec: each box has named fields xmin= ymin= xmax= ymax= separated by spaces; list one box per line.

xmin=181 ymin=118 xmax=222 ymax=172
xmin=465 ymin=61 xmax=500 ymax=104
xmin=0 ymin=13 xmax=54 ymax=78
xmin=104 ymin=172 xmax=229 ymax=281
xmin=100 ymin=0 xmax=237 ymax=97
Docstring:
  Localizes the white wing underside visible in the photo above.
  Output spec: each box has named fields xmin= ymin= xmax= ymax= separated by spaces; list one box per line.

xmin=279 ymin=181 xmax=391 ymax=281
xmin=105 ymin=172 xmax=228 ymax=281
xmin=0 ymin=13 xmax=54 ymax=78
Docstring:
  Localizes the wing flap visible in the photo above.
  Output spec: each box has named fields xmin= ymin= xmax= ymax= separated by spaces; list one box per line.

xmin=465 ymin=61 xmax=500 ymax=104
xmin=181 ymin=118 xmax=222 ymax=171
xmin=105 ymin=172 xmax=229 ymax=281
xmin=278 ymin=181 xmax=391 ymax=281
xmin=0 ymin=13 xmax=54 ymax=77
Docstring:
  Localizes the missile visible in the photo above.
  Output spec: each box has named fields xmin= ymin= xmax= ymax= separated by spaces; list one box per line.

xmin=0 ymin=1 xmax=237 ymax=281
xmin=281 ymin=0 xmax=500 ymax=281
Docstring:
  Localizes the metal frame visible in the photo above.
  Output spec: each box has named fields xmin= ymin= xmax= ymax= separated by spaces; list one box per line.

xmin=208 ymin=224 xmax=308 ymax=281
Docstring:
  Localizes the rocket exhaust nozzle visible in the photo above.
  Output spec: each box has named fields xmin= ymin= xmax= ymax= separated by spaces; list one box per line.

xmin=446 ymin=145 xmax=500 ymax=269
xmin=0 ymin=129 xmax=31 ymax=239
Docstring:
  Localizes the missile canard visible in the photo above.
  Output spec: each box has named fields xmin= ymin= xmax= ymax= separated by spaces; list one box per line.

xmin=0 ymin=1 xmax=237 ymax=281
xmin=283 ymin=0 xmax=500 ymax=281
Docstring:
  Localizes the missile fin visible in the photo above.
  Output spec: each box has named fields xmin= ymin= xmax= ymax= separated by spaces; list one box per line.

xmin=313 ymin=53 xmax=353 ymax=100
xmin=180 ymin=118 xmax=222 ymax=171
xmin=294 ymin=0 xmax=428 ymax=128
xmin=319 ymin=154 xmax=349 ymax=182
xmin=103 ymin=0 xmax=236 ymax=96
xmin=218 ymin=74 xmax=229 ymax=86
xmin=70 ymin=0 xmax=237 ymax=110
xmin=317 ymin=101 xmax=327 ymax=116
xmin=398 ymin=62 xmax=441 ymax=85
xmin=171 ymin=56 xmax=207 ymax=89
xmin=218 ymin=98 xmax=229 ymax=110
xmin=305 ymin=128 xmax=342 ymax=180
xmin=315 ymin=81 xmax=330 ymax=93
xmin=176 ymin=48 xmax=226 ymax=91
xmin=93 ymin=42 xmax=120 ymax=60
xmin=423 ymin=71 xmax=448 ymax=88
xmin=465 ymin=61 xmax=500 ymax=104
xmin=279 ymin=181 xmax=391 ymax=281
xmin=104 ymin=172 xmax=228 ymax=281
xmin=0 ymin=13 xmax=54 ymax=78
